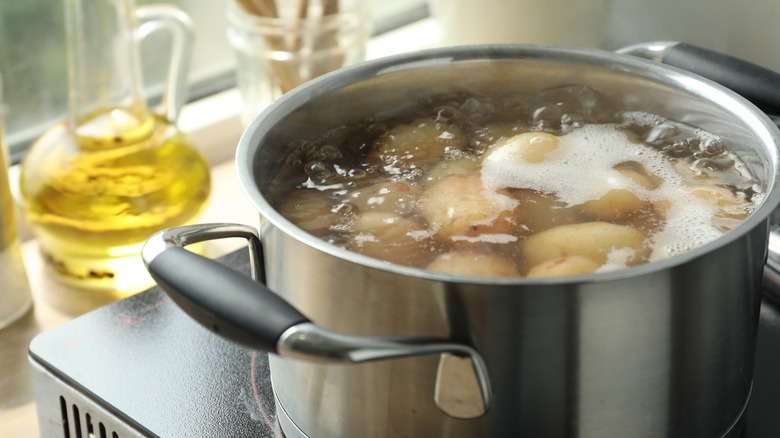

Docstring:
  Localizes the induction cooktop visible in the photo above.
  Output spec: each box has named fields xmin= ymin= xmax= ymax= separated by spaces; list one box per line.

xmin=27 ymin=249 xmax=780 ymax=437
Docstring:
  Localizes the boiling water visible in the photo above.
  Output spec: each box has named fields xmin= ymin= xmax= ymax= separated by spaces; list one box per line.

xmin=267 ymin=86 xmax=761 ymax=277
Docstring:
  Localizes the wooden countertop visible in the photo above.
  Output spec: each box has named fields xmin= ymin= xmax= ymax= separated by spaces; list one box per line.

xmin=0 ymin=160 xmax=257 ymax=438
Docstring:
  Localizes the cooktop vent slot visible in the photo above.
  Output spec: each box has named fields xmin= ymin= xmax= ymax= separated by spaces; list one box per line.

xmin=58 ymin=395 xmax=119 ymax=438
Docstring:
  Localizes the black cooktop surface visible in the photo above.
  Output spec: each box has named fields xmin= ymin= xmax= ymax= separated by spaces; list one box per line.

xmin=28 ymin=249 xmax=780 ymax=437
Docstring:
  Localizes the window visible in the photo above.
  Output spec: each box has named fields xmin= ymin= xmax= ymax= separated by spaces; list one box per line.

xmin=0 ymin=0 xmax=428 ymax=163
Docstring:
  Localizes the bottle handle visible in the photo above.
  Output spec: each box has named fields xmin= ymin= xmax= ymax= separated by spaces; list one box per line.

xmin=135 ymin=5 xmax=195 ymax=123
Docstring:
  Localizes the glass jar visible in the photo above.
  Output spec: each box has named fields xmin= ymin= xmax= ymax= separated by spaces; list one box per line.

xmin=227 ymin=0 xmax=371 ymax=125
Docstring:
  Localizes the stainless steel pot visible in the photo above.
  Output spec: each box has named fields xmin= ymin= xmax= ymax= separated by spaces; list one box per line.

xmin=143 ymin=45 xmax=780 ymax=437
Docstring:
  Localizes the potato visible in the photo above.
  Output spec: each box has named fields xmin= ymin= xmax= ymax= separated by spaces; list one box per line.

xmin=426 ymin=250 xmax=520 ymax=277
xmin=526 ymin=255 xmax=601 ymax=278
xmin=511 ymin=189 xmax=579 ymax=234
xmin=370 ymin=118 xmax=466 ymax=172
xmin=614 ymin=161 xmax=661 ymax=190
xmin=416 ymin=174 xmax=519 ymax=240
xmin=484 ymin=131 xmax=560 ymax=164
xmin=347 ymin=212 xmax=432 ymax=267
xmin=421 ymin=158 xmax=480 ymax=186
xmin=577 ymin=189 xmax=651 ymax=221
xmin=688 ymin=185 xmax=743 ymax=207
xmin=346 ymin=181 xmax=421 ymax=215
xmin=521 ymin=222 xmax=646 ymax=267
xmin=277 ymin=190 xmax=338 ymax=233
xmin=687 ymin=185 xmax=751 ymax=219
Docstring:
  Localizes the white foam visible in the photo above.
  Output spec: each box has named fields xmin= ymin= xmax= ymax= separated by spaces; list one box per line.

xmin=482 ymin=124 xmax=682 ymax=205
xmin=353 ymin=232 xmax=377 ymax=246
xmin=480 ymin=124 xmax=726 ymax=262
xmin=407 ymin=229 xmax=436 ymax=241
xmin=450 ymin=234 xmax=519 ymax=244
xmin=596 ymin=247 xmax=640 ymax=273
xmin=648 ymin=201 xmax=723 ymax=262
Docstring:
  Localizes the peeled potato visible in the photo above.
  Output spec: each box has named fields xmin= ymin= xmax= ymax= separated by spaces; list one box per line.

xmin=688 ymin=185 xmax=743 ymax=207
xmin=417 ymin=174 xmax=518 ymax=240
xmin=370 ymin=118 xmax=466 ymax=172
xmin=426 ymin=250 xmax=520 ymax=277
xmin=484 ymin=131 xmax=560 ymax=164
xmin=277 ymin=190 xmax=338 ymax=233
xmin=347 ymin=212 xmax=431 ymax=267
xmin=614 ymin=161 xmax=661 ymax=190
xmin=526 ymin=255 xmax=601 ymax=278
xmin=522 ymin=222 xmax=646 ymax=267
xmin=687 ymin=185 xmax=751 ymax=219
xmin=347 ymin=181 xmax=421 ymax=215
xmin=421 ymin=158 xmax=480 ymax=186
xmin=578 ymin=189 xmax=651 ymax=221
xmin=511 ymin=189 xmax=579 ymax=234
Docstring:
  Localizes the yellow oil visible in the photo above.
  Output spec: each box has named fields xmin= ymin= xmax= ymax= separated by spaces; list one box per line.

xmin=20 ymin=108 xmax=210 ymax=295
xmin=1 ymin=137 xmax=16 ymax=250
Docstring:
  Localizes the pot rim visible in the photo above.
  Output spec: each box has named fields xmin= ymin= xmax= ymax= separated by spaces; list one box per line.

xmin=236 ymin=44 xmax=780 ymax=285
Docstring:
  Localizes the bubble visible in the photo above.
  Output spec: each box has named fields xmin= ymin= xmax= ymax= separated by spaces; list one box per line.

xmin=348 ymin=168 xmax=367 ymax=179
xmin=332 ymin=164 xmax=348 ymax=177
xmin=560 ymin=113 xmax=585 ymax=132
xmin=367 ymin=123 xmax=389 ymax=138
xmin=321 ymin=144 xmax=343 ymax=160
xmin=533 ymin=104 xmax=562 ymax=122
xmin=332 ymin=202 xmax=356 ymax=215
xmin=434 ymin=106 xmax=460 ymax=122
xmin=644 ymin=123 xmax=679 ymax=144
xmin=299 ymin=140 xmax=316 ymax=154
xmin=304 ymin=161 xmax=332 ymax=180
xmin=501 ymin=93 xmax=528 ymax=110
xmin=467 ymin=137 xmax=489 ymax=155
xmin=285 ymin=153 xmax=303 ymax=167
xmin=460 ymin=98 xmax=482 ymax=114
xmin=663 ymin=140 xmax=696 ymax=158
xmin=312 ymin=151 xmax=328 ymax=161
xmin=697 ymin=157 xmax=736 ymax=172
xmin=700 ymin=138 xmax=726 ymax=157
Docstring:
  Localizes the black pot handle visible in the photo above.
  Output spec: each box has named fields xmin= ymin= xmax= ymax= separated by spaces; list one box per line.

xmin=142 ymin=224 xmax=308 ymax=353
xmin=142 ymin=223 xmax=493 ymax=419
xmin=617 ymin=41 xmax=780 ymax=116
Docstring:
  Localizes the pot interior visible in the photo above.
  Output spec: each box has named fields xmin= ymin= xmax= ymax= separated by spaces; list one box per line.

xmin=237 ymin=45 xmax=780 ymax=275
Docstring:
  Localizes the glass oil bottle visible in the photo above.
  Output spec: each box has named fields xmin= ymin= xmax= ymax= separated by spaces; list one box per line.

xmin=19 ymin=0 xmax=210 ymax=299
xmin=0 ymin=106 xmax=33 ymax=328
